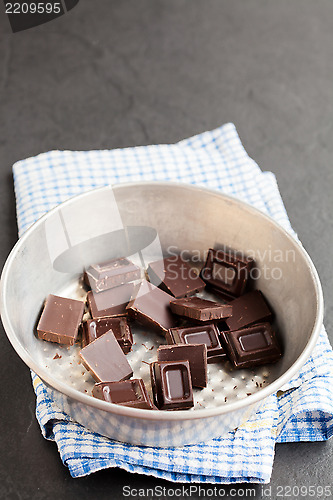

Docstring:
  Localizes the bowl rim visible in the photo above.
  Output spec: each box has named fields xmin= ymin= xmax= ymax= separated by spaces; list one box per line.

xmin=0 ymin=181 xmax=324 ymax=421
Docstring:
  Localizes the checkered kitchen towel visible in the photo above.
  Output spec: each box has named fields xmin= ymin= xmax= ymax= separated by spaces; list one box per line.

xmin=13 ymin=123 xmax=333 ymax=482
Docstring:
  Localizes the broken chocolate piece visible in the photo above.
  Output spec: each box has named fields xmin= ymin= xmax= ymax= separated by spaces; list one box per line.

xmin=220 ymin=322 xmax=282 ymax=368
xmin=37 ymin=294 xmax=84 ymax=346
xmin=157 ymin=344 xmax=208 ymax=388
xmin=147 ymin=255 xmax=205 ymax=298
xmin=200 ymin=248 xmax=253 ymax=300
xmin=79 ymin=330 xmax=133 ymax=382
xmin=92 ymin=379 xmax=155 ymax=409
xmin=84 ymin=257 xmax=141 ymax=293
xmin=169 ymin=296 xmax=232 ymax=321
xmin=150 ymin=360 xmax=194 ymax=410
xmin=82 ymin=317 xmax=133 ymax=353
xmin=126 ymin=281 xmax=178 ymax=335
xmin=167 ymin=323 xmax=227 ymax=363
xmin=87 ymin=282 xmax=135 ymax=319
xmin=225 ymin=290 xmax=273 ymax=331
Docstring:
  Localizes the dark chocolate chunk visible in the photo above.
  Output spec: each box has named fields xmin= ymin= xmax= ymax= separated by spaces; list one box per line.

xmin=220 ymin=322 xmax=282 ymax=368
xmin=84 ymin=257 xmax=141 ymax=293
xmin=150 ymin=360 xmax=194 ymax=410
xmin=147 ymin=255 xmax=205 ymax=298
xmin=82 ymin=317 xmax=133 ymax=353
xmin=167 ymin=323 xmax=227 ymax=363
xmin=79 ymin=330 xmax=133 ymax=382
xmin=169 ymin=296 xmax=232 ymax=322
xmin=92 ymin=379 xmax=155 ymax=409
xmin=200 ymin=248 xmax=253 ymax=300
xmin=126 ymin=281 xmax=178 ymax=335
xmin=37 ymin=294 xmax=85 ymax=345
xmin=87 ymin=282 xmax=135 ymax=319
xmin=157 ymin=344 xmax=208 ymax=388
xmin=225 ymin=290 xmax=273 ymax=331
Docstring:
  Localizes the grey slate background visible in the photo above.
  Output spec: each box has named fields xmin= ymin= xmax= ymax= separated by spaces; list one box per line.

xmin=0 ymin=1 xmax=332 ymax=498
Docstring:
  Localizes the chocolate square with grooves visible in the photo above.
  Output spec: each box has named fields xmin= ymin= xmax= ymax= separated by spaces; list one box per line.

xmin=82 ymin=317 xmax=133 ymax=353
xmin=79 ymin=330 xmax=133 ymax=382
xmin=84 ymin=257 xmax=141 ymax=293
xmin=220 ymin=322 xmax=282 ymax=368
xmin=157 ymin=344 xmax=208 ymax=388
xmin=166 ymin=323 xmax=227 ymax=363
xmin=225 ymin=290 xmax=273 ymax=331
xmin=37 ymin=294 xmax=85 ymax=345
xmin=87 ymin=282 xmax=135 ymax=319
xmin=150 ymin=360 xmax=194 ymax=410
xmin=92 ymin=379 xmax=154 ymax=409
xmin=147 ymin=255 xmax=205 ymax=298
xmin=200 ymin=248 xmax=253 ymax=300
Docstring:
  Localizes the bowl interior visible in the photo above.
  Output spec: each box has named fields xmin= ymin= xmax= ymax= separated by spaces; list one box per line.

xmin=1 ymin=183 xmax=321 ymax=415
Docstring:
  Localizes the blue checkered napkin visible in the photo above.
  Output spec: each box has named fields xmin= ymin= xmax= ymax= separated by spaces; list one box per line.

xmin=13 ymin=123 xmax=333 ymax=482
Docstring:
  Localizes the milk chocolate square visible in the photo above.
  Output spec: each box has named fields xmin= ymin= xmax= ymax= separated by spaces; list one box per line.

xmin=92 ymin=379 xmax=155 ymax=409
xmin=84 ymin=257 xmax=141 ymax=293
xmin=147 ymin=255 xmax=205 ymax=298
xmin=82 ymin=317 xmax=133 ymax=353
xmin=126 ymin=281 xmax=178 ymax=335
xmin=225 ymin=290 xmax=273 ymax=331
xmin=37 ymin=294 xmax=85 ymax=345
xmin=87 ymin=282 xmax=135 ymax=319
xmin=169 ymin=296 xmax=232 ymax=322
xmin=79 ymin=330 xmax=133 ymax=382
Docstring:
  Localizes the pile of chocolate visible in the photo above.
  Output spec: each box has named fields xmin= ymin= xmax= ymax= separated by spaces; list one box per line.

xmin=36 ymin=249 xmax=282 ymax=411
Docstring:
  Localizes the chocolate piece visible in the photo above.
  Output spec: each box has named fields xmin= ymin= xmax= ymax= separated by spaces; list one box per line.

xmin=150 ymin=360 xmax=194 ymax=410
xmin=169 ymin=296 xmax=232 ymax=321
xmin=225 ymin=290 xmax=273 ymax=331
xmin=79 ymin=330 xmax=133 ymax=382
xmin=157 ymin=344 xmax=207 ymax=388
xmin=126 ymin=281 xmax=178 ymax=335
xmin=37 ymin=294 xmax=84 ymax=345
xmin=147 ymin=255 xmax=205 ymax=298
xmin=200 ymin=248 xmax=253 ymax=300
xmin=82 ymin=317 xmax=133 ymax=353
xmin=167 ymin=323 xmax=227 ymax=363
xmin=92 ymin=379 xmax=155 ymax=409
xmin=220 ymin=322 xmax=282 ymax=368
xmin=84 ymin=257 xmax=141 ymax=293
xmin=87 ymin=282 xmax=135 ymax=319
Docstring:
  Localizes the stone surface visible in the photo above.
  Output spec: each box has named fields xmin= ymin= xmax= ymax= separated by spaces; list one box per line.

xmin=0 ymin=1 xmax=332 ymax=498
